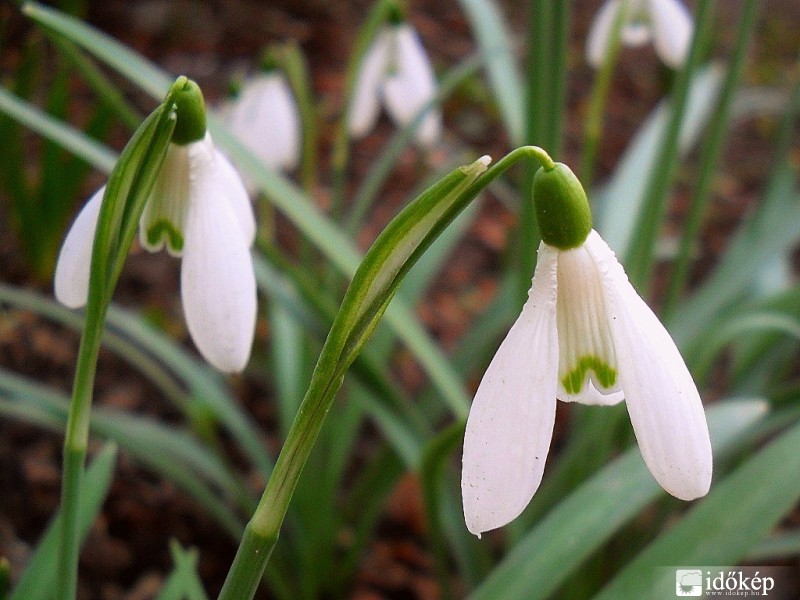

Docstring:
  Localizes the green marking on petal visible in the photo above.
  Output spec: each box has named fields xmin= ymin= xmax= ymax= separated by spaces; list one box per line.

xmin=561 ymin=355 xmax=617 ymax=395
xmin=147 ymin=219 xmax=184 ymax=253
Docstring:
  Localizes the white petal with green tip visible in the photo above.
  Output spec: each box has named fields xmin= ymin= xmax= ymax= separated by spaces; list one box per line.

xmin=556 ymin=241 xmax=624 ymax=405
xmin=139 ymin=142 xmax=191 ymax=256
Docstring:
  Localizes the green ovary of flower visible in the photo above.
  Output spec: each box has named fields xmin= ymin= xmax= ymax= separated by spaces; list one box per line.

xmin=561 ymin=355 xmax=617 ymax=395
xmin=147 ymin=219 xmax=184 ymax=253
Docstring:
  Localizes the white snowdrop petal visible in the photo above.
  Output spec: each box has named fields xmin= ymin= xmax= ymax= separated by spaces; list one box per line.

xmin=139 ymin=143 xmax=191 ymax=257
xmin=555 ymin=243 xmax=624 ymax=406
xmin=589 ymin=231 xmax=712 ymax=499
xmin=268 ymin=75 xmax=302 ymax=170
xmin=648 ymin=0 xmax=693 ymax=69
xmin=180 ymin=161 xmax=257 ymax=373
xmin=620 ymin=21 xmax=652 ymax=47
xmin=226 ymin=74 xmax=301 ymax=171
xmin=382 ymin=24 xmax=441 ymax=147
xmin=585 ymin=0 xmax=623 ymax=67
xmin=348 ymin=29 xmax=390 ymax=138
xmin=54 ymin=187 xmax=105 ymax=309
xmin=212 ymin=146 xmax=256 ymax=245
xmin=462 ymin=243 xmax=560 ymax=536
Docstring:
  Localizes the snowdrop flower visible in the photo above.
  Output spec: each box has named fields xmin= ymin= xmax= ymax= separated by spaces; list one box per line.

xmin=54 ymin=81 xmax=257 ymax=373
xmin=348 ymin=16 xmax=441 ymax=148
xmin=222 ymin=67 xmax=301 ymax=174
xmin=586 ymin=0 xmax=693 ymax=69
xmin=462 ymin=161 xmax=711 ymax=536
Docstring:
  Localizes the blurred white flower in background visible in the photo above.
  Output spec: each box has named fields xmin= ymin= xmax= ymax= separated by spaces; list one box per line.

xmin=222 ymin=70 xmax=301 ymax=176
xmin=586 ymin=0 xmax=694 ymax=69
xmin=349 ymin=21 xmax=442 ymax=148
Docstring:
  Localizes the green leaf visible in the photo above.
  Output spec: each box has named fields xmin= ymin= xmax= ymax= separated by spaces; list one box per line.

xmin=595 ymin=64 xmax=724 ymax=258
xmin=254 ymin=252 xmax=429 ymax=468
xmin=270 ymin=301 xmax=308 ymax=439
xmin=10 ymin=443 xmax=118 ymax=600
xmin=0 ymin=84 xmax=117 ymax=172
xmin=747 ymin=529 xmax=800 ymax=562
xmin=692 ymin=310 xmax=800 ymax=382
xmin=622 ymin=0 xmax=716 ymax=290
xmin=469 ymin=401 xmax=768 ymax=600
xmin=156 ymin=541 xmax=209 ymax=600
xmin=594 ymin=417 xmax=800 ymax=599
xmin=670 ymin=165 xmax=800 ymax=355
xmin=22 ymin=2 xmax=172 ymax=98
xmin=106 ymin=305 xmax=273 ymax=478
xmin=457 ymin=0 xmax=524 ymax=143
xmin=421 ymin=422 xmax=469 ymax=599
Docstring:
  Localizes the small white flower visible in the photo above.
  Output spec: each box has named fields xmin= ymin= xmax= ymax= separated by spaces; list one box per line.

xmin=349 ymin=22 xmax=442 ymax=148
xmin=54 ymin=132 xmax=257 ymax=373
xmin=586 ymin=0 xmax=694 ymax=69
xmin=222 ymin=72 xmax=301 ymax=173
xmin=461 ymin=229 xmax=712 ymax=536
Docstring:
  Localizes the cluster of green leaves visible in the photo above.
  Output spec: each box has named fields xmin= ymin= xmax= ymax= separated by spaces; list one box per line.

xmin=0 ymin=0 xmax=798 ymax=599
xmin=0 ymin=0 xmax=139 ymax=280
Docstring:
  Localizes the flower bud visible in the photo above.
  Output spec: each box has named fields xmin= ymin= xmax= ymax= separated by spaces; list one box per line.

xmin=387 ymin=0 xmax=405 ymax=24
xmin=171 ymin=78 xmax=207 ymax=146
xmin=533 ymin=162 xmax=592 ymax=250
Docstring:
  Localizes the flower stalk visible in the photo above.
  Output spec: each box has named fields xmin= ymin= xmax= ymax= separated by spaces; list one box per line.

xmin=217 ymin=156 xmax=490 ymax=599
xmin=56 ymin=79 xmax=183 ymax=600
xmin=217 ymin=147 xmax=561 ymax=599
xmin=580 ymin=0 xmax=630 ymax=185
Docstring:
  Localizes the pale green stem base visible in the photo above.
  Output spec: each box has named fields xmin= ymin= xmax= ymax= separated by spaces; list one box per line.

xmin=216 ymin=525 xmax=277 ymax=600
xmin=56 ymin=316 xmax=104 ymax=600
xmin=57 ymin=446 xmax=86 ymax=600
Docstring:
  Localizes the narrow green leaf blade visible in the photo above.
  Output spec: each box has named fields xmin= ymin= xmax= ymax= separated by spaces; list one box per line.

xmin=594 ymin=418 xmax=800 ymax=599
xmin=0 ymin=84 xmax=117 ymax=172
xmin=22 ymin=1 xmax=172 ymax=98
xmin=595 ymin=65 xmax=724 ymax=257
xmin=457 ymin=0 xmax=524 ymax=143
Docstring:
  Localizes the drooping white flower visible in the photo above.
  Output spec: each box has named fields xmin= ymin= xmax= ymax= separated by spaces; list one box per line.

xmin=461 ymin=162 xmax=711 ymax=537
xmin=586 ymin=0 xmax=694 ymax=70
xmin=54 ymin=132 xmax=257 ymax=373
xmin=349 ymin=22 xmax=442 ymax=148
xmin=222 ymin=71 xmax=301 ymax=173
